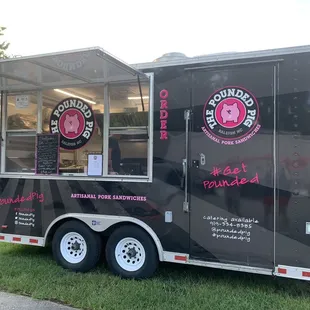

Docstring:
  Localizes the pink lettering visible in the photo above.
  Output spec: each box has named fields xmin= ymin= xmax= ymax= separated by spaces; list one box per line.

xmin=159 ymin=89 xmax=169 ymax=140
xmin=204 ymin=162 xmax=259 ymax=189
xmin=230 ymin=178 xmax=239 ymax=187
xmin=223 ymin=166 xmax=232 ymax=175
xmin=160 ymin=131 xmax=168 ymax=140
xmin=241 ymin=163 xmax=247 ymax=172
xmin=240 ymin=178 xmax=248 ymax=185
xmin=211 ymin=162 xmax=248 ymax=177
xmin=233 ymin=168 xmax=241 ymax=174
xmin=203 ymin=175 xmax=259 ymax=189
xmin=160 ymin=100 xmax=168 ymax=109
xmin=250 ymin=173 xmax=259 ymax=183
xmin=209 ymin=181 xmax=215 ymax=188
xmin=203 ymin=181 xmax=209 ymax=189
xmin=97 ymin=195 xmax=111 ymax=200
xmin=222 ymin=180 xmax=230 ymax=187
xmin=160 ymin=120 xmax=167 ymax=129
xmin=210 ymin=167 xmax=222 ymax=176
xmin=71 ymin=194 xmax=147 ymax=202
xmin=0 ymin=192 xmax=44 ymax=206
xmin=159 ymin=89 xmax=168 ymax=99
xmin=160 ymin=110 xmax=168 ymax=119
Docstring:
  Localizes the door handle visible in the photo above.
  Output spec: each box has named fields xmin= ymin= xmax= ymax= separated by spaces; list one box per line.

xmin=182 ymin=158 xmax=187 ymax=175
xmin=180 ymin=159 xmax=187 ymax=189
xmin=200 ymin=153 xmax=206 ymax=166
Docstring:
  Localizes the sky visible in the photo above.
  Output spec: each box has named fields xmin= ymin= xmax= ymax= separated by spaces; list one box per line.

xmin=2 ymin=0 xmax=310 ymax=64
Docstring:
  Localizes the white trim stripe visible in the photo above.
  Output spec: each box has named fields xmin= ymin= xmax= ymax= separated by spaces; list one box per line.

xmin=275 ymin=265 xmax=310 ymax=280
xmin=0 ymin=233 xmax=44 ymax=246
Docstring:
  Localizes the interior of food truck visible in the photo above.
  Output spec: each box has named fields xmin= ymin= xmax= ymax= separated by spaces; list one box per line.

xmin=0 ymin=47 xmax=153 ymax=181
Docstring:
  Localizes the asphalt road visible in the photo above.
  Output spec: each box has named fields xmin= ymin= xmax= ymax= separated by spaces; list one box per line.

xmin=0 ymin=292 xmax=78 ymax=310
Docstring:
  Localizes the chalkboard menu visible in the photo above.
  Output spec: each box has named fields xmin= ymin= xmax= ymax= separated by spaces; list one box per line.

xmin=35 ymin=133 xmax=60 ymax=175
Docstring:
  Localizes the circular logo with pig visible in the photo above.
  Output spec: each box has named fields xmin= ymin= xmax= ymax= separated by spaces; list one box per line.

xmin=50 ymin=97 xmax=95 ymax=150
xmin=202 ymin=86 xmax=261 ymax=145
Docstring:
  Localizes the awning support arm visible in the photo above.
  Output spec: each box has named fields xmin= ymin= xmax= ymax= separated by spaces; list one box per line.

xmin=137 ymin=74 xmax=149 ymax=139
xmin=137 ymin=75 xmax=145 ymax=112
xmin=0 ymin=72 xmax=42 ymax=87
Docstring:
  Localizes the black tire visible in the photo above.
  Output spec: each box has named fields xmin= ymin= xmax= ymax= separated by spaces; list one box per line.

xmin=105 ymin=225 xmax=159 ymax=279
xmin=52 ymin=220 xmax=102 ymax=273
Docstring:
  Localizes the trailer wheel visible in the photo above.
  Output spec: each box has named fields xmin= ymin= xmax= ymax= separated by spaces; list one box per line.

xmin=52 ymin=220 xmax=102 ymax=272
xmin=105 ymin=225 xmax=158 ymax=279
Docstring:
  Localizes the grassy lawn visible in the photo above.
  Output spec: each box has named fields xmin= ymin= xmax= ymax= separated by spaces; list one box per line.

xmin=0 ymin=243 xmax=310 ymax=310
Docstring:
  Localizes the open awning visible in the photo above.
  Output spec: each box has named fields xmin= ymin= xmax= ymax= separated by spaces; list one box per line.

xmin=0 ymin=47 xmax=148 ymax=92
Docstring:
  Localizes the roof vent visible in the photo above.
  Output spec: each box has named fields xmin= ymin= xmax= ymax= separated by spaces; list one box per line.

xmin=153 ymin=52 xmax=188 ymax=62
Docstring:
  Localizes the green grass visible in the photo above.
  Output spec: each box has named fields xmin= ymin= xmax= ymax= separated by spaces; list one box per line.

xmin=0 ymin=243 xmax=310 ymax=310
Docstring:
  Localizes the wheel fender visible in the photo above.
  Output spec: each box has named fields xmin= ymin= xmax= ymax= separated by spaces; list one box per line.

xmin=44 ymin=213 xmax=164 ymax=261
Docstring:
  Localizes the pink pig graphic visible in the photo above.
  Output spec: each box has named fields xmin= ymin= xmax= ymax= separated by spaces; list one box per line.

xmin=220 ymin=103 xmax=240 ymax=123
xmin=64 ymin=114 xmax=80 ymax=134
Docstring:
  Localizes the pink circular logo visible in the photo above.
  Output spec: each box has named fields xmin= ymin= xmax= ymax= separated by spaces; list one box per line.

xmin=50 ymin=97 xmax=95 ymax=150
xmin=59 ymin=109 xmax=85 ymax=139
xmin=202 ymin=86 xmax=260 ymax=145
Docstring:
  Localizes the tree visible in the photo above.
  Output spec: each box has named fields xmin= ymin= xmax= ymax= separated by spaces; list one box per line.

xmin=0 ymin=26 xmax=10 ymax=59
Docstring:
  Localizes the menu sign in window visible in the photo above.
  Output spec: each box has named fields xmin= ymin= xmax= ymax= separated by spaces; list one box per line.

xmin=35 ymin=134 xmax=60 ymax=175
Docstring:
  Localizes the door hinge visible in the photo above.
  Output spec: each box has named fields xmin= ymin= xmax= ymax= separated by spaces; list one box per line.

xmin=184 ymin=109 xmax=191 ymax=120
xmin=183 ymin=201 xmax=189 ymax=213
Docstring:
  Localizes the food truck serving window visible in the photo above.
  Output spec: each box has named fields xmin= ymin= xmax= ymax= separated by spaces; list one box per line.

xmin=0 ymin=48 xmax=154 ymax=182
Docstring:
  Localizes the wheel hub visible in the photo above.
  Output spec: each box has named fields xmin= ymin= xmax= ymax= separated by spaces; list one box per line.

xmin=127 ymin=247 xmax=137 ymax=258
xmin=115 ymin=237 xmax=146 ymax=272
xmin=60 ymin=232 xmax=87 ymax=264
xmin=71 ymin=241 xmax=81 ymax=251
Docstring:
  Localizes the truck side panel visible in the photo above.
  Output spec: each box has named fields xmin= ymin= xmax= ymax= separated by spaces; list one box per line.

xmin=275 ymin=52 xmax=310 ymax=268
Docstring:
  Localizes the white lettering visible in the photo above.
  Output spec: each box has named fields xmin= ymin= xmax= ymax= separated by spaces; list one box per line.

xmin=76 ymin=100 xmax=83 ymax=109
xmin=86 ymin=121 xmax=93 ymax=128
xmin=205 ymin=110 xmax=217 ymax=129
xmin=81 ymin=104 xmax=87 ymax=113
xmin=247 ymin=109 xmax=256 ymax=117
xmin=214 ymin=94 xmax=221 ymax=102
xmin=63 ymin=100 xmax=69 ymax=109
xmin=241 ymin=93 xmax=250 ymax=101
xmin=82 ymin=131 xmax=91 ymax=139
xmin=245 ymin=98 xmax=254 ymax=107
xmin=84 ymin=110 xmax=92 ymax=118
xmin=69 ymin=99 xmax=77 ymax=107
xmin=53 ymin=99 xmax=93 ymax=121
xmin=53 ymin=110 xmax=60 ymax=118
xmin=235 ymin=89 xmax=243 ymax=98
xmin=58 ymin=105 xmax=64 ymax=112
xmin=227 ymin=89 xmax=235 ymax=97
xmin=219 ymin=90 xmax=227 ymax=98
xmin=208 ymin=99 xmax=216 ymax=107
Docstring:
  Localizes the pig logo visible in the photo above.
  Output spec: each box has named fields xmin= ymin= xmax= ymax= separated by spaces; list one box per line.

xmin=220 ymin=103 xmax=240 ymax=123
xmin=202 ymin=86 xmax=260 ymax=145
xmin=50 ymin=97 xmax=95 ymax=150
xmin=64 ymin=114 xmax=80 ymax=134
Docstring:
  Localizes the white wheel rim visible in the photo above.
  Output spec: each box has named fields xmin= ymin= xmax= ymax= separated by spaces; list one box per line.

xmin=60 ymin=232 xmax=87 ymax=264
xmin=115 ymin=237 xmax=146 ymax=272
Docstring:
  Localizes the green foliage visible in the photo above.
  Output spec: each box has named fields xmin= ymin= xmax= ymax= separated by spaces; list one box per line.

xmin=0 ymin=26 xmax=10 ymax=59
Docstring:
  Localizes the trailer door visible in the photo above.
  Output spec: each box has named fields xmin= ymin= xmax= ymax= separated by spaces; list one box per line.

xmin=188 ymin=64 xmax=277 ymax=269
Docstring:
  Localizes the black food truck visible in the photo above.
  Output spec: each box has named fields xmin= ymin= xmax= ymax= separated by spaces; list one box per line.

xmin=1 ymin=45 xmax=310 ymax=281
